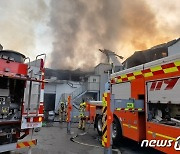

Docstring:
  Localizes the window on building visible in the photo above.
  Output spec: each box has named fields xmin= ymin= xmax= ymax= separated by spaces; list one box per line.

xmin=162 ymin=52 xmax=167 ymax=57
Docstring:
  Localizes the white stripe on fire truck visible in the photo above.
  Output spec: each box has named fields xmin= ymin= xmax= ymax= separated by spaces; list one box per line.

xmin=40 ymin=89 xmax=44 ymax=102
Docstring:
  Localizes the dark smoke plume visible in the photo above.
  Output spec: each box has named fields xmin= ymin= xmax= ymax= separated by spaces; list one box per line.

xmin=49 ymin=0 xmax=180 ymax=70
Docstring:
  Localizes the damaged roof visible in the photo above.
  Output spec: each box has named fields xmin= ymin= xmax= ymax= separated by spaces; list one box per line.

xmin=45 ymin=68 xmax=93 ymax=81
xmin=124 ymin=38 xmax=180 ymax=69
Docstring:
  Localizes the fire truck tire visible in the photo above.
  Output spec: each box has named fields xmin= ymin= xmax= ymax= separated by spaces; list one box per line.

xmin=112 ymin=116 xmax=122 ymax=145
xmin=1 ymin=151 xmax=10 ymax=154
xmin=96 ymin=114 xmax=102 ymax=136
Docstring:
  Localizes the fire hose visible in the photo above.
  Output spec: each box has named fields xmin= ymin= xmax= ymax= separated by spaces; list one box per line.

xmin=69 ymin=123 xmax=120 ymax=153
xmin=70 ymin=123 xmax=104 ymax=148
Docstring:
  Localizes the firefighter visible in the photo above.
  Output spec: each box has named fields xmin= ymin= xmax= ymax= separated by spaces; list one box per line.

xmin=59 ymin=101 xmax=65 ymax=122
xmin=78 ymin=100 xmax=86 ymax=130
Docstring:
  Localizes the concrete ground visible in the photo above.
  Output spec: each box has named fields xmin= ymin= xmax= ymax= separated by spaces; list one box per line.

xmin=12 ymin=122 xmax=161 ymax=154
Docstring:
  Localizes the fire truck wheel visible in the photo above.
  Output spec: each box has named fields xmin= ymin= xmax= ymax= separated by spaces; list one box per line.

xmin=112 ymin=116 xmax=122 ymax=145
xmin=96 ymin=114 xmax=102 ymax=136
xmin=1 ymin=151 xmax=10 ymax=154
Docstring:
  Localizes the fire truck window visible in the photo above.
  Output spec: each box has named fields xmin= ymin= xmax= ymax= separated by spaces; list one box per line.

xmin=9 ymin=79 xmax=25 ymax=104
xmin=162 ymin=52 xmax=167 ymax=57
xmin=152 ymin=53 xmax=157 ymax=61
xmin=0 ymin=77 xmax=8 ymax=89
xmin=147 ymin=103 xmax=180 ymax=127
xmin=138 ymin=95 xmax=145 ymax=100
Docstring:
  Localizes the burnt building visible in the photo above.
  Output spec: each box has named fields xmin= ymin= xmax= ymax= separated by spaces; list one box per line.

xmin=124 ymin=38 xmax=180 ymax=69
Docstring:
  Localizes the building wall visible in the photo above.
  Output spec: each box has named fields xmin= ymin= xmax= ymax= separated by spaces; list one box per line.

xmin=83 ymin=92 xmax=98 ymax=101
xmin=87 ymin=75 xmax=100 ymax=91
xmin=87 ymin=82 xmax=99 ymax=91
xmin=44 ymin=83 xmax=56 ymax=94
xmin=88 ymin=75 xmax=100 ymax=83
xmin=95 ymin=63 xmax=111 ymax=100
xmin=55 ymin=81 xmax=81 ymax=108
xmin=44 ymin=81 xmax=81 ymax=111
xmin=168 ymin=40 xmax=180 ymax=56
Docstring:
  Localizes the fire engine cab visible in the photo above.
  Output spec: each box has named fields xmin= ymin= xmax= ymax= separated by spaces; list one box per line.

xmin=109 ymin=53 xmax=180 ymax=153
xmin=0 ymin=50 xmax=45 ymax=153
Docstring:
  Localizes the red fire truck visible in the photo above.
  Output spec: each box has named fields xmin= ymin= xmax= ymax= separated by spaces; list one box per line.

xmin=0 ymin=50 xmax=45 ymax=153
xmin=92 ymin=52 xmax=180 ymax=153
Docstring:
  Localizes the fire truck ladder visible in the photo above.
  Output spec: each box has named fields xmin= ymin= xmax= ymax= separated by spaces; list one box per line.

xmin=25 ymin=54 xmax=46 ymax=117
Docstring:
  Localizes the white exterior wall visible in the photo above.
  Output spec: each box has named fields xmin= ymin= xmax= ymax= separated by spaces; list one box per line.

xmin=45 ymin=81 xmax=81 ymax=110
xmin=95 ymin=63 xmax=111 ymax=100
xmin=44 ymin=83 xmax=56 ymax=94
xmin=87 ymin=82 xmax=99 ymax=91
xmin=55 ymin=82 xmax=81 ymax=109
xmin=87 ymin=75 xmax=100 ymax=91
xmin=168 ymin=40 xmax=180 ymax=56
xmin=88 ymin=75 xmax=100 ymax=83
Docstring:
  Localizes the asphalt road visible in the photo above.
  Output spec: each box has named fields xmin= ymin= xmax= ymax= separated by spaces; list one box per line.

xmin=12 ymin=122 xmax=162 ymax=154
